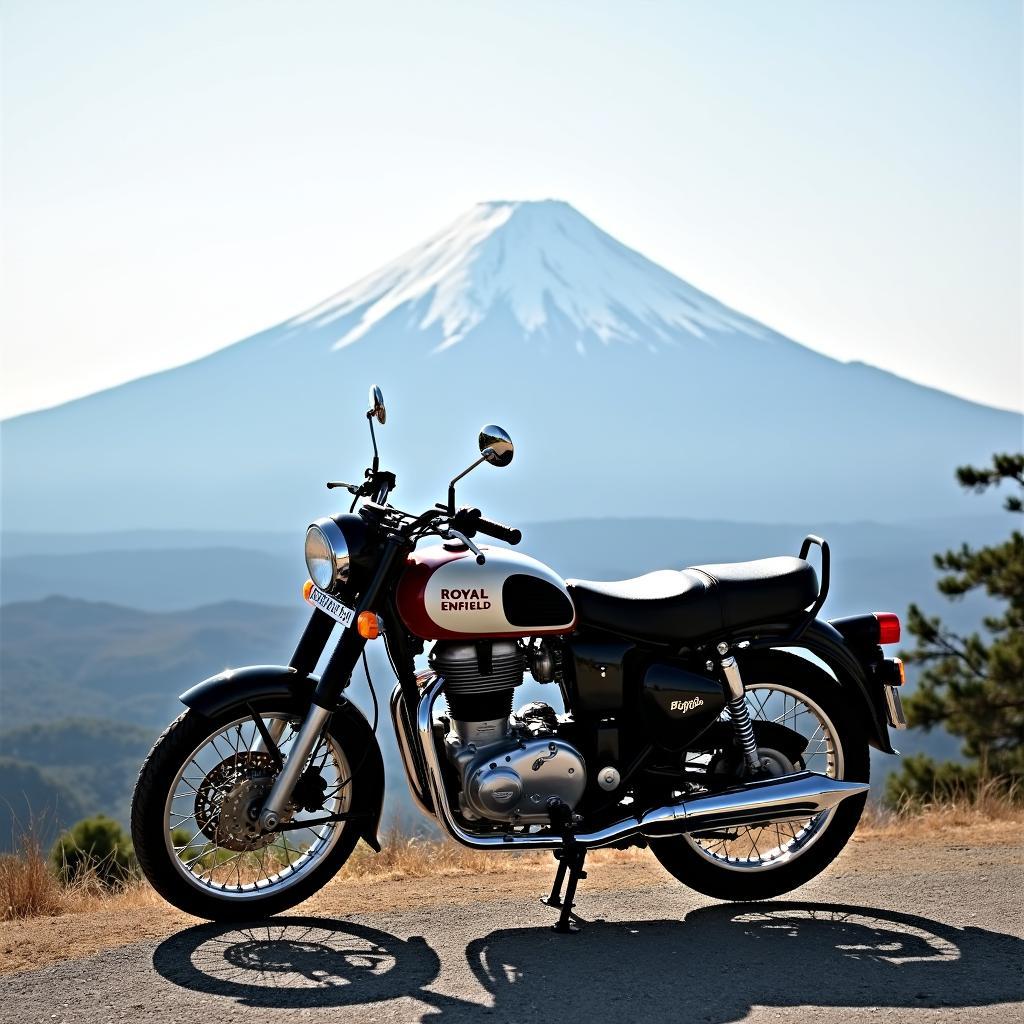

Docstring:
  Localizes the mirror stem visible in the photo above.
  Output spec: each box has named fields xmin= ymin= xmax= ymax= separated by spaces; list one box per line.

xmin=366 ymin=412 xmax=380 ymax=474
xmin=447 ymin=455 xmax=486 ymax=513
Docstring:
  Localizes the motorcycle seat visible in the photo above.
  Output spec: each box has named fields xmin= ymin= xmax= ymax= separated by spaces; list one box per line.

xmin=566 ymin=556 xmax=819 ymax=643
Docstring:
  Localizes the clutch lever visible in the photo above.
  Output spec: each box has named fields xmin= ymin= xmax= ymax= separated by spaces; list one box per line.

xmin=327 ymin=481 xmax=361 ymax=495
xmin=442 ymin=527 xmax=486 ymax=565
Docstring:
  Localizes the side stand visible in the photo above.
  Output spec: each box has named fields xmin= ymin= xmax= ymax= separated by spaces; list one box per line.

xmin=540 ymin=845 xmax=588 ymax=934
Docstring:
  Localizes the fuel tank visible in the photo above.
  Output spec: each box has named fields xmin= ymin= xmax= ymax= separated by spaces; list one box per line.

xmin=396 ymin=543 xmax=576 ymax=640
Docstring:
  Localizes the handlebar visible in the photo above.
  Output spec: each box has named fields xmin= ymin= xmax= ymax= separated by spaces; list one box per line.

xmin=474 ymin=516 xmax=522 ymax=545
xmin=451 ymin=506 xmax=521 ymax=545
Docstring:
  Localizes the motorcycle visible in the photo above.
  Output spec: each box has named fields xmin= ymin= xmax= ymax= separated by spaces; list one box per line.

xmin=132 ymin=385 xmax=907 ymax=932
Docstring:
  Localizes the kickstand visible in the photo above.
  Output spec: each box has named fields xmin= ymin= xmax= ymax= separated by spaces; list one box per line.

xmin=542 ymin=845 xmax=588 ymax=934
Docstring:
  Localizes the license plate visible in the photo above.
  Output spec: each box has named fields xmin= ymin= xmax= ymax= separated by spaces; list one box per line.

xmin=307 ymin=585 xmax=355 ymax=627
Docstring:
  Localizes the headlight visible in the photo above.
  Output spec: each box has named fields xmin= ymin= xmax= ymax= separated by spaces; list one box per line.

xmin=305 ymin=518 xmax=350 ymax=591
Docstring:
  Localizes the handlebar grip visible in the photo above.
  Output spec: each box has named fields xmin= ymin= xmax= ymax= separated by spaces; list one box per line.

xmin=475 ymin=516 xmax=522 ymax=545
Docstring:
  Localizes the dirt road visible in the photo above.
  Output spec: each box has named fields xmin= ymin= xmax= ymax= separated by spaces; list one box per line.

xmin=3 ymin=832 xmax=1023 ymax=1023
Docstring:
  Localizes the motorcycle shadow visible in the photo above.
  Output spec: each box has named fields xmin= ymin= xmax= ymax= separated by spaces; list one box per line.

xmin=466 ymin=901 xmax=1024 ymax=1024
xmin=151 ymin=915 xmax=473 ymax=1013
xmin=151 ymin=902 xmax=1024 ymax=1021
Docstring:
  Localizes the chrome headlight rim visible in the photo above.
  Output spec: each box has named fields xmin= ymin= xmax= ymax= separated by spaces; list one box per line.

xmin=305 ymin=517 xmax=351 ymax=592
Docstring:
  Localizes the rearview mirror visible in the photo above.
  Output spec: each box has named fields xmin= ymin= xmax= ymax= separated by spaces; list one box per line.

xmin=479 ymin=424 xmax=514 ymax=467
xmin=367 ymin=385 xmax=387 ymax=425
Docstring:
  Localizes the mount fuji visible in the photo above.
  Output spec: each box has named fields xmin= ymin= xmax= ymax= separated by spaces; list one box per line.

xmin=2 ymin=200 xmax=1020 ymax=533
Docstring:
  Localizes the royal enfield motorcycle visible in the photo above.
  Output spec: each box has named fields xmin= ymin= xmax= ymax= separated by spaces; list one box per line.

xmin=132 ymin=386 xmax=907 ymax=932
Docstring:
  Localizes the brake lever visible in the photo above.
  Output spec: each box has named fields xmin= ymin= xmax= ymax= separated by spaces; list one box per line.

xmin=326 ymin=481 xmax=361 ymax=494
xmin=442 ymin=527 xmax=486 ymax=565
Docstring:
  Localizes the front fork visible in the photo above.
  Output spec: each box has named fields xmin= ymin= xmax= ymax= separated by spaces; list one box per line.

xmin=257 ymin=534 xmax=408 ymax=831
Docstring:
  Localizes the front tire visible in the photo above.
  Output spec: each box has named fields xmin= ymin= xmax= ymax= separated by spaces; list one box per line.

xmin=650 ymin=653 xmax=869 ymax=902
xmin=131 ymin=697 xmax=378 ymax=921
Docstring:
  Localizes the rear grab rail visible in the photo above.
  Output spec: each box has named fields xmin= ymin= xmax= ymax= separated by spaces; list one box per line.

xmin=790 ymin=534 xmax=830 ymax=640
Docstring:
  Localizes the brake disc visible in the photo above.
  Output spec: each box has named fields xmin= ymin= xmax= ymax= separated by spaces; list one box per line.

xmin=194 ymin=752 xmax=279 ymax=852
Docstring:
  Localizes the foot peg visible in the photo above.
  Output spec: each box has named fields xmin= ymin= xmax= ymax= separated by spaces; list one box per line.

xmin=542 ymin=847 xmax=587 ymax=933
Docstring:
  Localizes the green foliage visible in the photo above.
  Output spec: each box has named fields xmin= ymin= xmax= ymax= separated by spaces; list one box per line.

xmin=50 ymin=814 xmax=137 ymax=886
xmin=887 ymin=453 xmax=1024 ymax=804
xmin=883 ymin=753 xmax=979 ymax=806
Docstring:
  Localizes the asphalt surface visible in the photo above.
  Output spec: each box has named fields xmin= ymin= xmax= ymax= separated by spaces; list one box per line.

xmin=3 ymin=848 xmax=1023 ymax=1024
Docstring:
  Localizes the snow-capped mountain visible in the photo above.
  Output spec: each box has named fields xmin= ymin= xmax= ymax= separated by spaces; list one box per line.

xmin=291 ymin=200 xmax=771 ymax=354
xmin=2 ymin=200 xmax=1020 ymax=534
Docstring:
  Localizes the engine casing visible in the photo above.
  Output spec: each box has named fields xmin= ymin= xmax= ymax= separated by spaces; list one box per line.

xmin=445 ymin=716 xmax=587 ymax=824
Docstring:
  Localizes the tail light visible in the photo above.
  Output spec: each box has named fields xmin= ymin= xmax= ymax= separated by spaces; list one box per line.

xmin=874 ymin=612 xmax=901 ymax=645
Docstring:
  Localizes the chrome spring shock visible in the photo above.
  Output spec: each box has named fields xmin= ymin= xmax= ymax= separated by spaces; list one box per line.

xmin=721 ymin=654 xmax=763 ymax=775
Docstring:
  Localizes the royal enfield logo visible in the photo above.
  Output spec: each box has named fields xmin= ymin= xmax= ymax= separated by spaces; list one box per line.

xmin=439 ymin=587 xmax=492 ymax=612
xmin=670 ymin=696 xmax=705 ymax=714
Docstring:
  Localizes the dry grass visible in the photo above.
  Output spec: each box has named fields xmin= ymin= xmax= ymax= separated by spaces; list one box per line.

xmin=860 ymin=779 xmax=1024 ymax=840
xmin=339 ymin=829 xmax=648 ymax=884
xmin=0 ymin=830 xmax=151 ymax=922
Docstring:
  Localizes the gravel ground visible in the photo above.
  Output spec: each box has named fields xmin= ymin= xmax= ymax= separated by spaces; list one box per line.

xmin=2 ymin=834 xmax=1022 ymax=1023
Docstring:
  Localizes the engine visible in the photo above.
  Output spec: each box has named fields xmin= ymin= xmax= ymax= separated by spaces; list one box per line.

xmin=429 ymin=640 xmax=586 ymax=824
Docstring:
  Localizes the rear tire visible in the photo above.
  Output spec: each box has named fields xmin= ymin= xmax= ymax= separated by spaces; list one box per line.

xmin=131 ymin=697 xmax=377 ymax=921
xmin=649 ymin=653 xmax=869 ymax=902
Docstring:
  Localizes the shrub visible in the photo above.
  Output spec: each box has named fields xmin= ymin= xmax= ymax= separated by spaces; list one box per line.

xmin=50 ymin=814 xmax=137 ymax=886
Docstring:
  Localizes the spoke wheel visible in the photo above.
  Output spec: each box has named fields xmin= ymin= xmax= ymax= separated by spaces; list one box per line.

xmin=132 ymin=696 xmax=382 ymax=921
xmin=684 ymin=682 xmax=843 ymax=872
xmin=164 ymin=713 xmax=352 ymax=899
xmin=649 ymin=651 xmax=869 ymax=902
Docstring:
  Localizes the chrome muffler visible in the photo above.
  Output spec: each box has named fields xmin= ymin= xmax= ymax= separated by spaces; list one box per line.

xmin=634 ymin=770 xmax=868 ymax=839
xmin=414 ymin=674 xmax=868 ymax=852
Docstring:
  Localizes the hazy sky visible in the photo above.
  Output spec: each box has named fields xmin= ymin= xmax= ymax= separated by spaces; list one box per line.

xmin=3 ymin=1 xmax=1021 ymax=417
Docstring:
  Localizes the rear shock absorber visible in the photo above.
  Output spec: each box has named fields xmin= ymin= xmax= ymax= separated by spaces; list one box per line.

xmin=720 ymin=649 xmax=762 ymax=775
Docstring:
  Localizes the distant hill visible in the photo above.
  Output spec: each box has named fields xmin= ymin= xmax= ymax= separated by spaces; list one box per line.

xmin=0 ymin=597 xmax=309 ymax=728
xmin=0 ymin=719 xmax=156 ymax=831
xmin=0 ymin=597 xmax=410 ymax=848
xmin=0 ymin=756 xmax=88 ymax=851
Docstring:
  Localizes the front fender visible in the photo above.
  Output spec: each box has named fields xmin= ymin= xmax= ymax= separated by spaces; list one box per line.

xmin=179 ymin=665 xmax=313 ymax=717
xmin=751 ymin=620 xmax=896 ymax=754
xmin=179 ymin=664 xmax=384 ymax=852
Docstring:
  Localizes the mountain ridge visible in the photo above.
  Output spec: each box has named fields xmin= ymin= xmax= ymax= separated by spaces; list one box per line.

xmin=1 ymin=199 xmax=1019 ymax=530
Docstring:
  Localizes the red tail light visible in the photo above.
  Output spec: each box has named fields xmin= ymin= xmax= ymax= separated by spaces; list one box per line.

xmin=874 ymin=612 xmax=901 ymax=645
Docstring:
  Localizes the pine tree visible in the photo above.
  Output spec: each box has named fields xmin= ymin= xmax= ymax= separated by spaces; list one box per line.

xmin=886 ymin=453 xmax=1024 ymax=804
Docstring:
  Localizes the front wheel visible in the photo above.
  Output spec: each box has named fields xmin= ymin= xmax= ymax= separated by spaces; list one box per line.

xmin=650 ymin=653 xmax=870 ymax=901
xmin=131 ymin=697 xmax=378 ymax=920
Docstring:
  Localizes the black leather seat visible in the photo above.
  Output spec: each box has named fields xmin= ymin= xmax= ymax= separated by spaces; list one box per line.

xmin=566 ymin=556 xmax=819 ymax=643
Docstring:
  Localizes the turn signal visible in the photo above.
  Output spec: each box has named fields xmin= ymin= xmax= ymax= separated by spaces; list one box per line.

xmin=882 ymin=657 xmax=906 ymax=686
xmin=357 ymin=611 xmax=381 ymax=640
xmin=302 ymin=579 xmax=315 ymax=603
xmin=874 ymin=612 xmax=901 ymax=645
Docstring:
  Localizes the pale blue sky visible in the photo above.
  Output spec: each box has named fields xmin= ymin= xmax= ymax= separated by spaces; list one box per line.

xmin=3 ymin=0 xmax=1021 ymax=416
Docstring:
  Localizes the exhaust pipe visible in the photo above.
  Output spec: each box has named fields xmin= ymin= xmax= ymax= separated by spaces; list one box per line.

xmin=414 ymin=674 xmax=868 ymax=852
xmin=634 ymin=770 xmax=868 ymax=839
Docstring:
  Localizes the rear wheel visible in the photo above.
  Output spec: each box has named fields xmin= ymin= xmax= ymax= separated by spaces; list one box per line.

xmin=131 ymin=697 xmax=374 ymax=920
xmin=650 ymin=654 xmax=869 ymax=901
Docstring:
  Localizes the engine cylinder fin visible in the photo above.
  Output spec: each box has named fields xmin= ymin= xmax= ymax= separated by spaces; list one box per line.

xmin=429 ymin=640 xmax=525 ymax=693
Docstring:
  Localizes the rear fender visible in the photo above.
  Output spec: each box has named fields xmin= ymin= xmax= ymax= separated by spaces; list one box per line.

xmin=179 ymin=665 xmax=384 ymax=852
xmin=746 ymin=620 xmax=896 ymax=754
